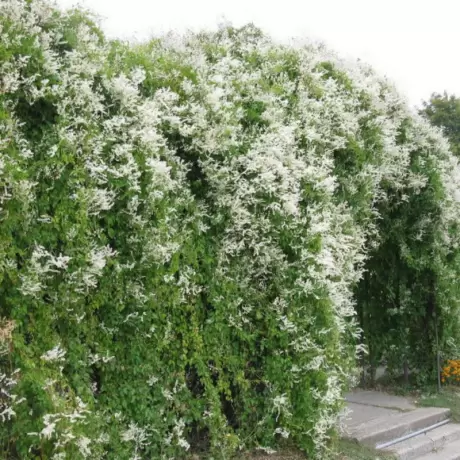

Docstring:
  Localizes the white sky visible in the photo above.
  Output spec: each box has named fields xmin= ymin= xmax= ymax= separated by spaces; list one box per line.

xmin=57 ymin=0 xmax=460 ymax=107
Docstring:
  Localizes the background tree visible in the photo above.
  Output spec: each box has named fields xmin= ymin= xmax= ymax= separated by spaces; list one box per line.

xmin=421 ymin=92 xmax=460 ymax=156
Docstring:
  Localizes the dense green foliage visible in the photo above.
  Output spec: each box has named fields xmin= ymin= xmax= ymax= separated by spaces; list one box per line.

xmin=421 ymin=92 xmax=460 ymax=157
xmin=1 ymin=1 xmax=460 ymax=459
xmin=358 ymin=92 xmax=460 ymax=384
xmin=356 ymin=144 xmax=460 ymax=384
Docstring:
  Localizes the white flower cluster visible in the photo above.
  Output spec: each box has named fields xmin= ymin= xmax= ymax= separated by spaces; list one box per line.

xmin=27 ymin=397 xmax=93 ymax=458
xmin=0 ymin=369 xmax=22 ymax=423
xmin=41 ymin=345 xmax=66 ymax=363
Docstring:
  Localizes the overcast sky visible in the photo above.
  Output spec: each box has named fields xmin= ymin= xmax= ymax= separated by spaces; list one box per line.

xmin=57 ymin=0 xmax=460 ymax=107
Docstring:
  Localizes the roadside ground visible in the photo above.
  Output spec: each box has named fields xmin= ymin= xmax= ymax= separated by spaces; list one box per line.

xmin=235 ymin=440 xmax=393 ymax=459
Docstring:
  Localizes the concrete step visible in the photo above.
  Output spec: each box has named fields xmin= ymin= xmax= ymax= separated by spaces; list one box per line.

xmin=384 ymin=422 xmax=460 ymax=459
xmin=346 ymin=390 xmax=416 ymax=411
xmin=347 ymin=407 xmax=450 ymax=446
xmin=416 ymin=437 xmax=460 ymax=459
xmin=346 ymin=402 xmax=401 ymax=429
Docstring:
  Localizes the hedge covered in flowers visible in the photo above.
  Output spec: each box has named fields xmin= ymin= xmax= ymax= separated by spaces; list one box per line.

xmin=1 ymin=1 xmax=460 ymax=459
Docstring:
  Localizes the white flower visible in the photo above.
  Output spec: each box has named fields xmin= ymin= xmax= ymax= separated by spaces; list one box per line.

xmin=40 ymin=421 xmax=57 ymax=439
xmin=272 ymin=394 xmax=291 ymax=421
xmin=178 ymin=438 xmax=190 ymax=450
xmin=77 ymin=436 xmax=91 ymax=457
xmin=41 ymin=345 xmax=66 ymax=363
xmin=0 ymin=406 xmax=15 ymax=422
xmin=84 ymin=188 xmax=116 ymax=215
xmin=256 ymin=446 xmax=277 ymax=454
xmin=274 ymin=427 xmax=290 ymax=438
xmin=147 ymin=375 xmax=158 ymax=386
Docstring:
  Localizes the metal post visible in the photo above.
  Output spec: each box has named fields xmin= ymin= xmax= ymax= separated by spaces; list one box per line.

xmin=434 ymin=308 xmax=441 ymax=392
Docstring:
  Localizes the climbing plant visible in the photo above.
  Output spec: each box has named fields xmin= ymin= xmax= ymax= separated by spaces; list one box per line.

xmin=1 ymin=1 xmax=460 ymax=459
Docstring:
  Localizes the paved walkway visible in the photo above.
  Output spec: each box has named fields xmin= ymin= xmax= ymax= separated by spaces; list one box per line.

xmin=346 ymin=389 xmax=416 ymax=411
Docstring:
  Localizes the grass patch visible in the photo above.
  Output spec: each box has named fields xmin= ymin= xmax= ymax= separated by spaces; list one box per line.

xmin=337 ymin=439 xmax=395 ymax=460
xmin=235 ymin=449 xmax=304 ymax=459
xmin=371 ymin=378 xmax=460 ymax=422
xmin=417 ymin=385 xmax=460 ymax=422
xmin=234 ymin=440 xmax=394 ymax=459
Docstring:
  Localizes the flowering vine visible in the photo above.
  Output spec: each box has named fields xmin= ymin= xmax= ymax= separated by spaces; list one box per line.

xmin=1 ymin=1 xmax=460 ymax=459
